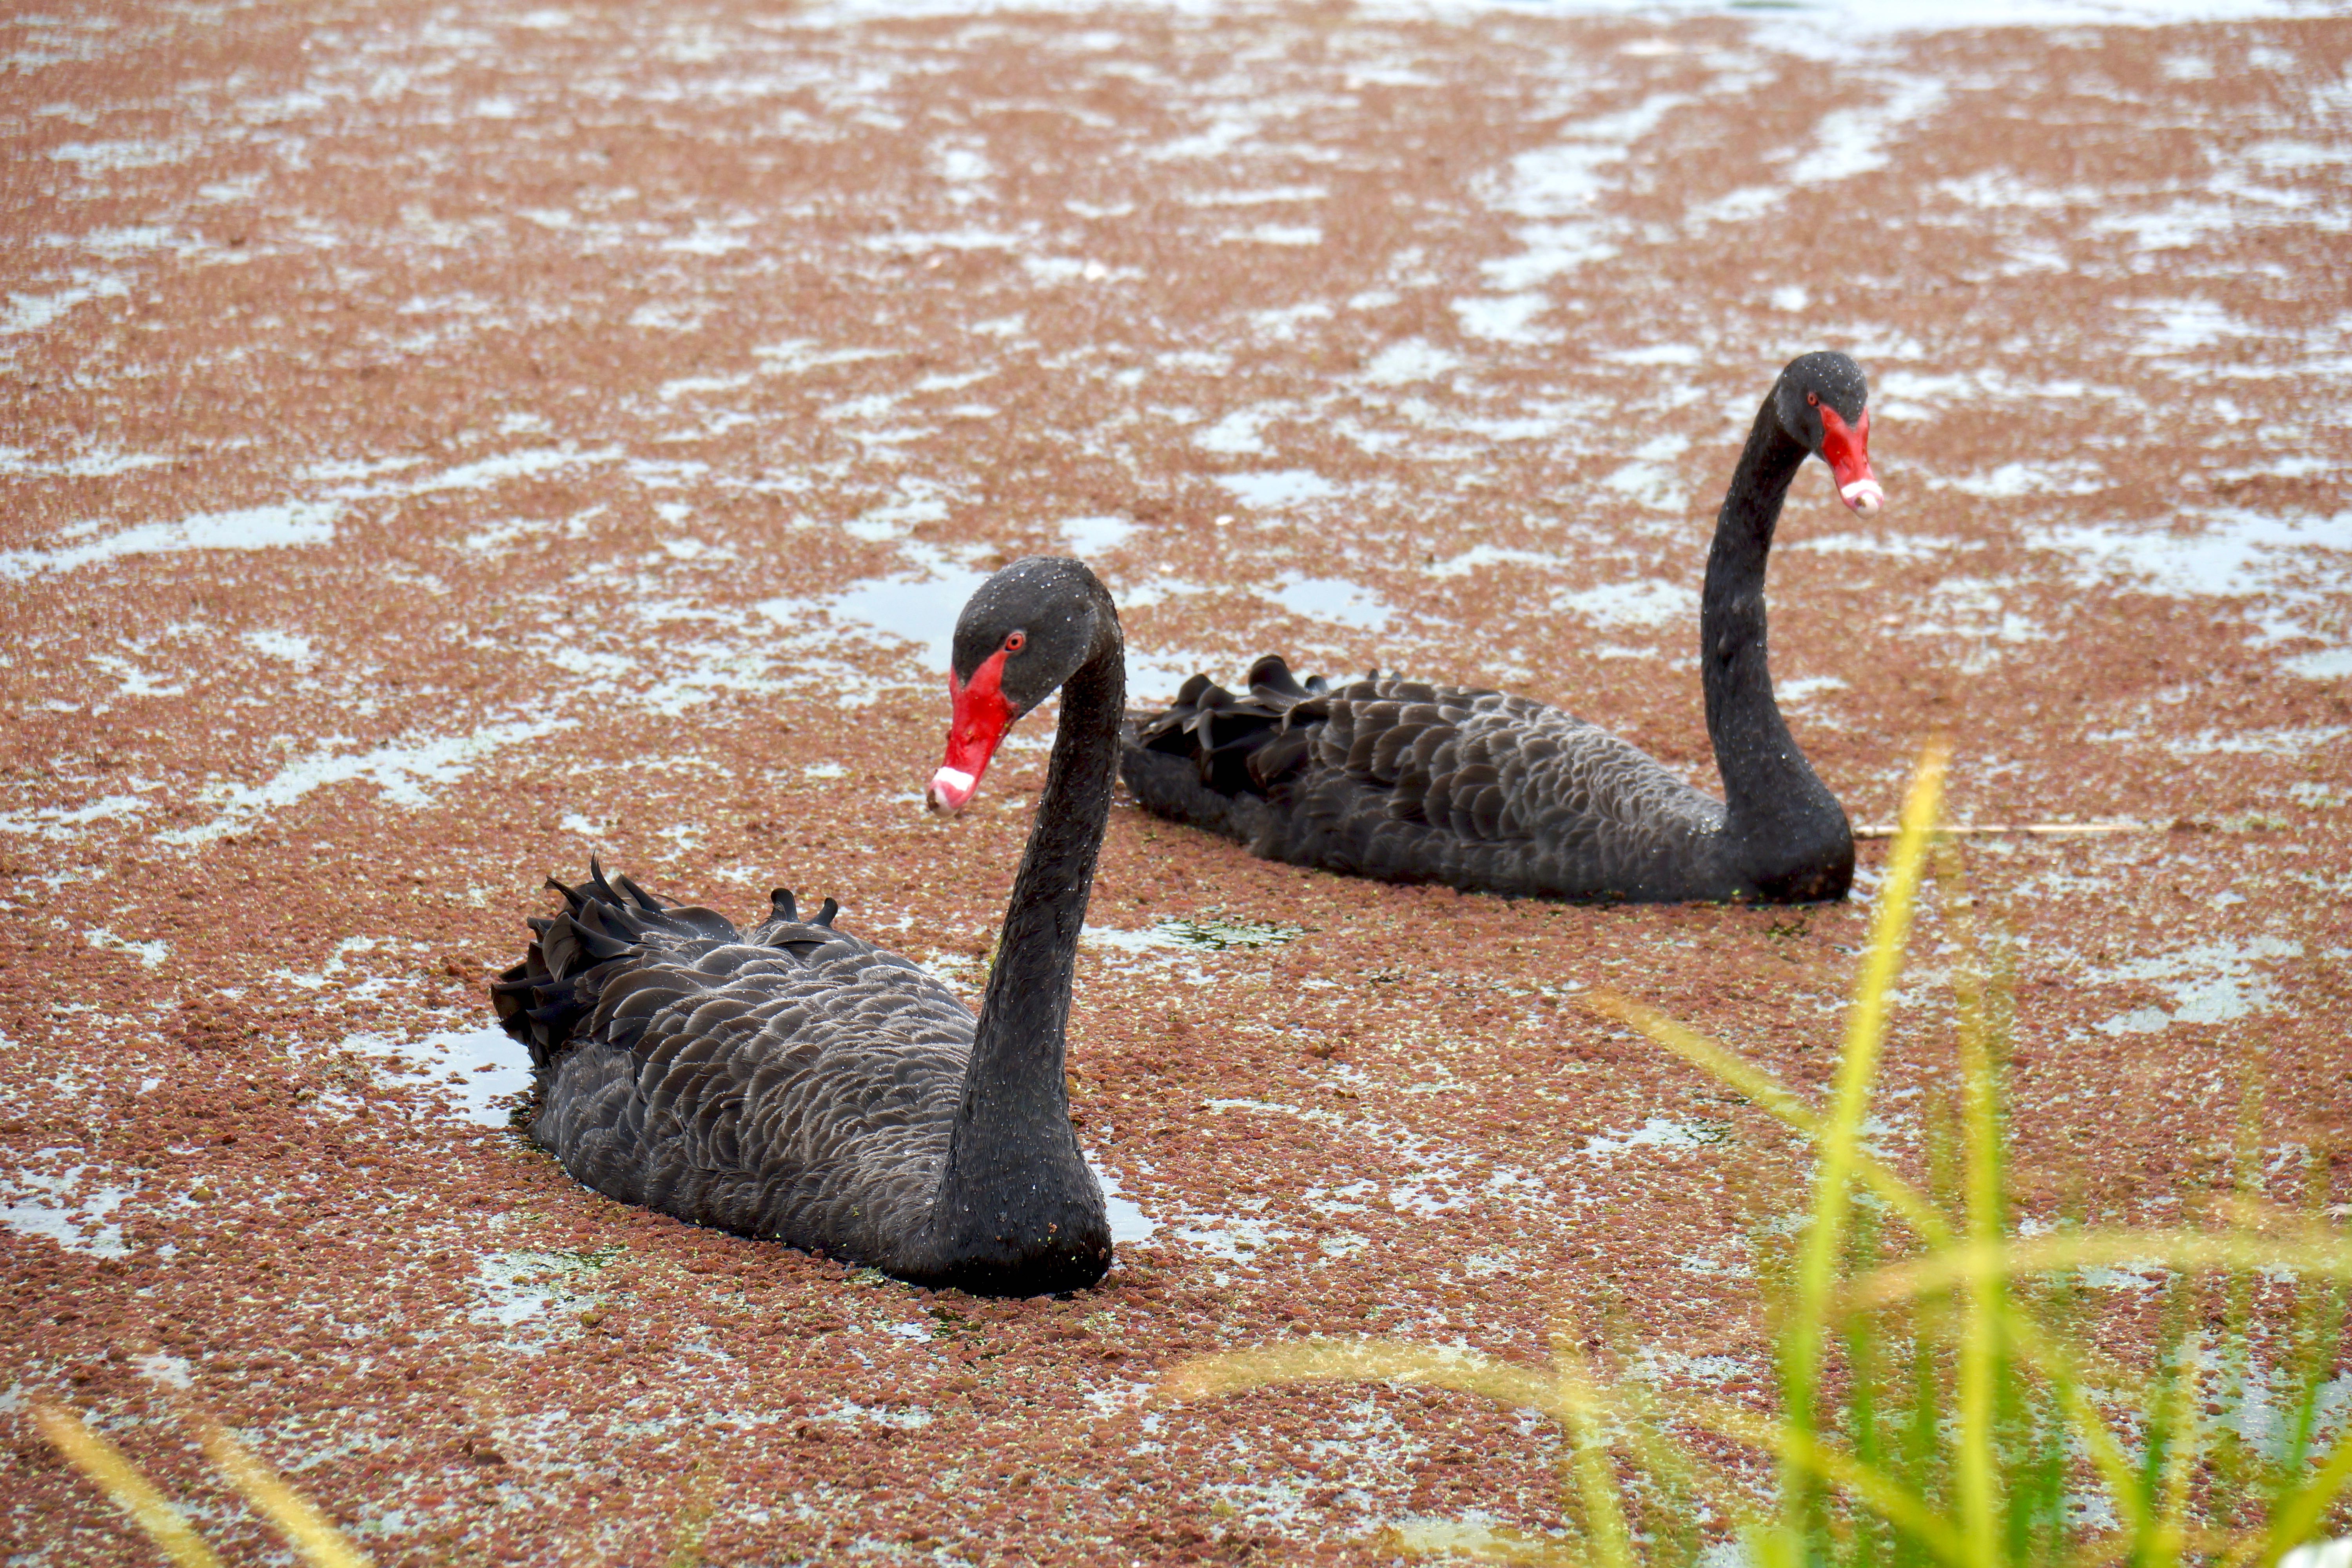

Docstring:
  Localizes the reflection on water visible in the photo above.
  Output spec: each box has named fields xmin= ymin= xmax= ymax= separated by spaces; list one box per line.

xmin=812 ymin=535 xmax=1176 ymax=681
xmin=2080 ymin=935 xmax=2303 ymax=1034
xmin=1555 ymin=577 xmax=1695 ymax=631
xmin=1156 ymin=915 xmax=1303 ymax=951
xmin=2028 ymin=510 xmax=2350 ymax=599
xmin=1217 ymin=469 xmax=1340 ymax=510
xmin=472 ymin=1250 xmax=562 ymax=1327
xmin=1091 ymin=1163 xmax=1158 ymax=1244
xmin=2285 ymin=648 xmax=2352 ymax=679
xmin=1273 ymin=575 xmax=1394 ymax=632
xmin=0 ymin=501 xmax=342 ymax=582
xmin=1 ymin=1163 xmax=135 ymax=1256
xmin=1579 ymin=1115 xmax=1733 ymax=1156
xmin=1084 ymin=915 xmax=1303 ymax=956
xmin=1062 ymin=514 xmax=1135 ymax=556
xmin=813 ymin=544 xmax=991 ymax=672
xmin=1123 ymin=647 xmax=1208 ymax=704
xmin=1428 ymin=544 xmax=1557 ymax=578
xmin=342 ymin=1023 xmax=535 ymax=1126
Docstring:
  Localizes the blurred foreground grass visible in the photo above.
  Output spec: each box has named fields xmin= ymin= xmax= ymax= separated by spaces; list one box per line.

xmin=32 ymin=1399 xmax=370 ymax=1567
xmin=1161 ymin=746 xmax=2352 ymax=1567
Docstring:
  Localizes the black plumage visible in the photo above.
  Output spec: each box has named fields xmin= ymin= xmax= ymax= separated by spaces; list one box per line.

xmin=1123 ymin=352 xmax=1881 ymax=905
xmin=495 ymin=558 xmax=1125 ymax=1294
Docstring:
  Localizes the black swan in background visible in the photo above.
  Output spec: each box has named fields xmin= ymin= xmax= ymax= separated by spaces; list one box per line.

xmin=495 ymin=557 xmax=1123 ymax=1294
xmin=1123 ymin=351 xmax=1884 ymax=904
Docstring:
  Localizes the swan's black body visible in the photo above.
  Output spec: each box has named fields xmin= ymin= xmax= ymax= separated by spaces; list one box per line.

xmin=495 ymin=557 xmax=1123 ymax=1294
xmin=1124 ymin=353 xmax=1875 ymax=905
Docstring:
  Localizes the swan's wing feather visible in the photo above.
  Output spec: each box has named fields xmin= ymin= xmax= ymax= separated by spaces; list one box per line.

xmin=1121 ymin=662 xmax=1736 ymax=898
xmin=1119 ymin=670 xmax=1305 ymax=843
xmin=503 ymin=866 xmax=978 ymax=1269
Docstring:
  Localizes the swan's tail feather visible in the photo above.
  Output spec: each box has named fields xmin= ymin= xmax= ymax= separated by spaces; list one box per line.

xmin=612 ymin=871 xmax=665 ymax=913
xmin=495 ymin=862 xmax=753 ymax=1074
xmin=497 ymin=863 xmax=875 ymax=1073
xmin=1120 ymin=656 xmax=1348 ymax=834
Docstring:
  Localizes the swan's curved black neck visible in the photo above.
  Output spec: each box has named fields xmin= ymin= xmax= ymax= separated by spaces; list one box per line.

xmin=920 ymin=582 xmax=1122 ymax=1289
xmin=1699 ymin=391 xmax=1854 ymax=900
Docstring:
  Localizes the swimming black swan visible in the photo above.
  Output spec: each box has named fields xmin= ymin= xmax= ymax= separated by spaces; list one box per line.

xmin=1123 ymin=351 xmax=1883 ymax=904
xmin=494 ymin=557 xmax=1123 ymax=1294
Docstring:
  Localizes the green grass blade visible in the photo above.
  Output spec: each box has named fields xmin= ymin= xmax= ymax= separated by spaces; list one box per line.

xmin=1682 ymin=1394 xmax=1971 ymax=1567
xmin=1157 ymin=746 xmax=2352 ymax=1568
xmin=1943 ymin=844 xmax=2003 ymax=1568
xmin=2276 ymin=1276 xmax=2351 ymax=1497
xmin=1845 ymin=1264 xmax=1888 ymax=1564
xmin=1996 ymin=1308 xmax=2159 ymax=1545
xmin=1899 ymin=1310 xmax=1943 ymax=1568
xmin=2151 ymin=1339 xmax=2207 ymax=1568
xmin=1610 ymin=1371 xmax=1748 ymax=1566
xmin=1780 ymin=741 xmax=1948 ymax=1540
xmin=2252 ymin=1424 xmax=2352 ymax=1567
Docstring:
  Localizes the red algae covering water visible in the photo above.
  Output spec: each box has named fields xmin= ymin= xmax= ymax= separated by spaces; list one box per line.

xmin=2 ymin=0 xmax=2349 ymax=1562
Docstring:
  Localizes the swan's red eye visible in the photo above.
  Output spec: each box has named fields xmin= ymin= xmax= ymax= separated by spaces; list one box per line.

xmin=1004 ymin=631 xmax=1026 ymax=652
xmin=1806 ymin=390 xmax=1820 ymax=408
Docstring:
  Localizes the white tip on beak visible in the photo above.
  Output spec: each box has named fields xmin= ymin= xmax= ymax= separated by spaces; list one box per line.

xmin=1840 ymin=479 xmax=1885 ymax=519
xmin=927 ymin=766 xmax=978 ymax=813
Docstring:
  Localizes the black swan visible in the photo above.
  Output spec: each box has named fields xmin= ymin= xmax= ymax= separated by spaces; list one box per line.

xmin=494 ymin=557 xmax=1123 ymax=1294
xmin=1122 ymin=350 xmax=1883 ymax=904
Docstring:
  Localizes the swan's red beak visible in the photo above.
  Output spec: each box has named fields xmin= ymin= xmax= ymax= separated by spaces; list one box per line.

xmin=1818 ymin=405 xmax=1883 ymax=519
xmin=928 ymin=649 xmax=1014 ymax=813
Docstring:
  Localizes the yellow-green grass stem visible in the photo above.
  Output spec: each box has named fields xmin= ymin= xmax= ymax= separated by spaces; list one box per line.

xmin=1854 ymin=1230 xmax=2352 ymax=1551
xmin=1378 ymin=1517 xmax=1588 ymax=1564
xmin=1579 ymin=992 xmax=1957 ymax=1250
xmin=1159 ymin=1338 xmax=1555 ymax=1415
xmin=1675 ymin=1395 xmax=1971 ymax=1568
xmin=1593 ymin=886 xmax=2216 ymax=1555
xmin=1161 ymin=1336 xmax=1758 ymax=1563
xmin=1161 ymin=1337 xmax=1993 ymax=1568
xmin=1546 ymin=1322 xmax=1636 ymax=1568
xmin=1995 ymin=1309 xmax=2163 ymax=1547
xmin=1846 ymin=1230 xmax=2352 ymax=1312
xmin=2245 ymin=1423 xmax=2352 ymax=1567
xmin=2069 ymin=1526 xmax=2285 ymax=1568
xmin=32 ymin=1403 xmax=224 ymax=1568
xmin=1947 ymin=844 xmax=2006 ymax=1568
xmin=1780 ymin=741 xmax=1947 ymax=1533
xmin=185 ymin=1410 xmax=373 ymax=1568
xmin=2151 ymin=1343 xmax=2208 ymax=1568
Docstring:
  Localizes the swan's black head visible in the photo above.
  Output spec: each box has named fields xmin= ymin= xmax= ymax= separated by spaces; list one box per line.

xmin=928 ymin=555 xmax=1119 ymax=813
xmin=1772 ymin=351 xmax=1882 ymax=519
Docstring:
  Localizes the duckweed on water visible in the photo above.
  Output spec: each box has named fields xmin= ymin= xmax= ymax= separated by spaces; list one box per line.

xmin=38 ymin=758 xmax=2349 ymax=1566
xmin=1155 ymin=914 xmax=1305 ymax=952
